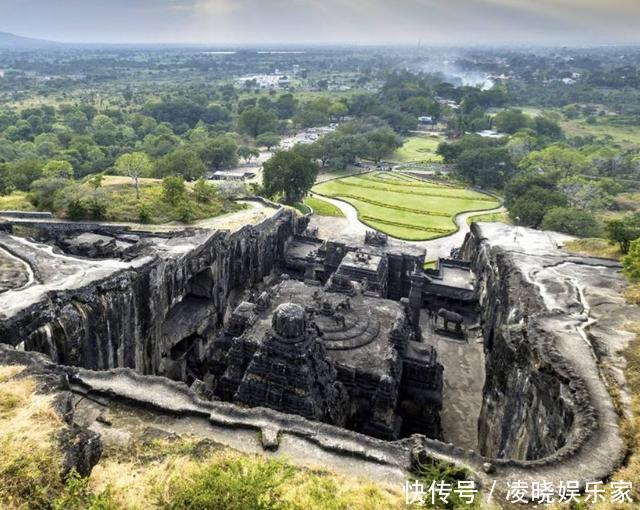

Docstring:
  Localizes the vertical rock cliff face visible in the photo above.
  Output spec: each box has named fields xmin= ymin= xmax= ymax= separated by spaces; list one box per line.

xmin=461 ymin=227 xmax=577 ymax=460
xmin=0 ymin=210 xmax=305 ymax=376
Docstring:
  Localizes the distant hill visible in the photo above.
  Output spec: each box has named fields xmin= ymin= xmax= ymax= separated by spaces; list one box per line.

xmin=0 ymin=32 xmax=59 ymax=49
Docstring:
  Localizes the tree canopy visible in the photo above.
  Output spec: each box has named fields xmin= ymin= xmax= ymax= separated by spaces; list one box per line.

xmin=262 ymin=149 xmax=319 ymax=204
xmin=114 ymin=152 xmax=152 ymax=199
xmin=237 ymin=107 xmax=277 ymax=138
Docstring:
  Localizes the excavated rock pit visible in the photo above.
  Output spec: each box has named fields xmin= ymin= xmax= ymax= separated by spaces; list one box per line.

xmin=0 ymin=215 xmax=637 ymax=493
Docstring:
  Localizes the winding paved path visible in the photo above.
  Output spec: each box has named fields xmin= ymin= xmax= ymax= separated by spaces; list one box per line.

xmin=309 ymin=191 xmax=506 ymax=260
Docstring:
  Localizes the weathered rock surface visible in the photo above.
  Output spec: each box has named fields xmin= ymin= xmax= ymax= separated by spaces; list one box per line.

xmin=461 ymin=223 xmax=637 ymax=479
xmin=57 ymin=232 xmax=135 ymax=259
xmin=0 ymin=209 xmax=305 ymax=379
xmin=59 ymin=426 xmax=103 ymax=478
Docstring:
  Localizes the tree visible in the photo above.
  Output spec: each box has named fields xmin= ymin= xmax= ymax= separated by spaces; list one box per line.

xmin=504 ymin=172 xmax=558 ymax=208
xmin=455 ymin=148 xmax=515 ymax=189
xmin=403 ymin=96 xmax=434 ymax=116
xmin=557 ymin=176 xmax=613 ymax=211
xmin=520 ymin=146 xmax=589 ymax=177
xmin=6 ymin=159 xmax=44 ymax=191
xmin=217 ymin=180 xmax=247 ymax=201
xmin=293 ymin=98 xmax=332 ymax=128
xmin=162 ymin=175 xmax=186 ymax=205
xmin=382 ymin=109 xmax=418 ymax=134
xmin=622 ymin=239 xmax=640 ymax=281
xmin=436 ymin=135 xmax=492 ymax=164
xmin=275 ymin=93 xmax=298 ymax=119
xmin=91 ymin=114 xmax=118 ymax=146
xmin=142 ymin=132 xmax=181 ymax=158
xmin=262 ymin=149 xmax=319 ymax=204
xmin=154 ymin=148 xmax=207 ymax=180
xmin=541 ymin=207 xmax=602 ymax=237
xmin=237 ymin=107 xmax=277 ymax=138
xmin=198 ymin=136 xmax=238 ymax=170
xmin=238 ymin=146 xmax=260 ymax=163
xmin=534 ymin=117 xmax=563 ymax=139
xmin=114 ymin=152 xmax=152 ymax=200
xmin=83 ymin=173 xmax=107 ymax=220
xmin=509 ymin=186 xmax=568 ymax=227
xmin=64 ymin=109 xmax=89 ymax=134
xmin=606 ymin=214 xmax=640 ymax=254
xmin=41 ymin=160 xmax=74 ymax=179
xmin=494 ymin=109 xmax=530 ymax=134
xmin=256 ymin=133 xmax=281 ymax=151
xmin=29 ymin=177 xmax=71 ymax=211
xmin=313 ymin=131 xmax=368 ymax=169
xmin=365 ymin=128 xmax=401 ymax=163
xmin=329 ymin=102 xmax=348 ymax=121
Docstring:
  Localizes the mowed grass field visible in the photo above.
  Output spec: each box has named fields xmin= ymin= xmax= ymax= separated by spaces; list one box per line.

xmin=313 ymin=171 xmax=499 ymax=240
xmin=392 ymin=135 xmax=443 ymax=163
xmin=303 ymin=196 xmax=345 ymax=217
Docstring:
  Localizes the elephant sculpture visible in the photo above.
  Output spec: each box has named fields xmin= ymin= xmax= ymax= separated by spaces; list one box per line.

xmin=437 ymin=308 xmax=464 ymax=331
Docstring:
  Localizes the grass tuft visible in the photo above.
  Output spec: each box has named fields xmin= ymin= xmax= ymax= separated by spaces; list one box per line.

xmin=564 ymin=238 xmax=623 ymax=260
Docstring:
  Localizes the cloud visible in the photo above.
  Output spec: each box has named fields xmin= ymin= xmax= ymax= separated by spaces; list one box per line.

xmin=187 ymin=0 xmax=640 ymax=45
xmin=1 ymin=0 xmax=639 ymax=44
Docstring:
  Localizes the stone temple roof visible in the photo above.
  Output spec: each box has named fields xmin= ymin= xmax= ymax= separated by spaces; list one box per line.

xmin=240 ymin=279 xmax=403 ymax=376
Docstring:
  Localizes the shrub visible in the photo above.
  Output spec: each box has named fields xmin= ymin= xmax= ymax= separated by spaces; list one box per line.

xmin=88 ymin=201 xmax=107 ymax=220
xmin=217 ymin=180 xmax=247 ymax=200
xmin=193 ymin=178 xmax=217 ymax=203
xmin=162 ymin=175 xmax=186 ymax=205
xmin=29 ymin=177 xmax=72 ymax=211
xmin=177 ymin=201 xmax=196 ymax=224
xmin=67 ymin=198 xmax=88 ymax=220
xmin=137 ymin=204 xmax=152 ymax=224
xmin=412 ymin=456 xmax=479 ymax=510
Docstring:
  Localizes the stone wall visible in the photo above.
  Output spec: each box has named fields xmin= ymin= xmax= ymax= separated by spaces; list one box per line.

xmin=460 ymin=225 xmax=592 ymax=461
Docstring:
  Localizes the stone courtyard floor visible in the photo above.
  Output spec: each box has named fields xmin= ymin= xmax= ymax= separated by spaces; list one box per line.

xmin=420 ymin=309 xmax=485 ymax=450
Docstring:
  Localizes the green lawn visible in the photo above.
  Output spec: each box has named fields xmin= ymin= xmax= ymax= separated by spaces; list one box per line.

xmin=313 ymin=171 xmax=499 ymax=240
xmin=304 ymin=196 xmax=345 ymax=217
xmin=392 ymin=135 xmax=443 ymax=164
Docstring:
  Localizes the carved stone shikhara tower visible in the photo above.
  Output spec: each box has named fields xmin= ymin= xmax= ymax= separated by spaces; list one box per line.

xmin=234 ymin=303 xmax=349 ymax=426
xmin=213 ymin=279 xmax=443 ymax=440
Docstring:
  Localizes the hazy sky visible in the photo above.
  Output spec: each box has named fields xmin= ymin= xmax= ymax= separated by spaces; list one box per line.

xmin=1 ymin=0 xmax=639 ymax=46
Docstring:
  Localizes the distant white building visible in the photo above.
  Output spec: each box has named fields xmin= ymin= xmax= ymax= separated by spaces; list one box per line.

xmin=476 ymin=130 xmax=506 ymax=139
xmin=236 ymin=73 xmax=291 ymax=90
